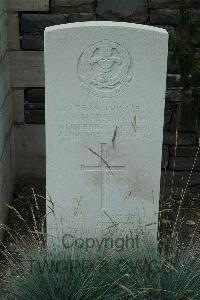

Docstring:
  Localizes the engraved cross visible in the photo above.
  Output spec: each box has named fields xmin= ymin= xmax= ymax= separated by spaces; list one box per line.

xmin=81 ymin=143 xmax=125 ymax=209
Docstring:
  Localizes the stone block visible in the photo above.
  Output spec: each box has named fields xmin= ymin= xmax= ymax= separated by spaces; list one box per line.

xmin=21 ymin=35 xmax=44 ymax=51
xmin=149 ymin=0 xmax=200 ymax=9
xmin=21 ymin=14 xmax=68 ymax=34
xmin=14 ymin=125 xmax=45 ymax=178
xmin=0 ymin=54 xmax=10 ymax=108
xmin=7 ymin=0 xmax=50 ymax=12
xmin=96 ymin=0 xmax=148 ymax=23
xmin=0 ymin=13 xmax=8 ymax=60
xmin=20 ymin=14 xmax=69 ymax=50
xmin=167 ymin=51 xmax=179 ymax=74
xmin=51 ymin=0 xmax=94 ymax=12
xmin=0 ymin=138 xmax=13 ymax=240
xmin=167 ymin=74 xmax=181 ymax=88
xmin=10 ymin=51 xmax=44 ymax=87
xmin=24 ymin=88 xmax=45 ymax=124
xmin=178 ymin=116 xmax=197 ymax=132
xmin=167 ymin=50 xmax=200 ymax=75
xmin=52 ymin=0 xmax=94 ymax=5
xmin=0 ymin=59 xmax=6 ymax=108
xmin=5 ymin=53 xmax=10 ymax=94
xmin=12 ymin=88 xmax=25 ymax=124
xmin=68 ymin=13 xmax=96 ymax=22
xmin=166 ymin=88 xmax=183 ymax=102
xmin=25 ymin=88 xmax=45 ymax=103
xmin=163 ymin=131 xmax=198 ymax=145
xmin=164 ymin=109 xmax=173 ymax=128
xmin=170 ymin=157 xmax=200 ymax=171
xmin=161 ymin=170 xmax=200 ymax=187
xmin=170 ymin=145 xmax=199 ymax=157
xmin=7 ymin=13 xmax=20 ymax=50
xmin=162 ymin=145 xmax=169 ymax=169
xmin=0 ymin=0 xmax=6 ymax=17
xmin=10 ymin=129 xmax=16 ymax=186
xmin=161 ymin=185 xmax=200 ymax=202
xmin=0 ymin=94 xmax=13 ymax=158
xmin=25 ymin=110 xmax=45 ymax=124
xmin=150 ymin=9 xmax=200 ymax=25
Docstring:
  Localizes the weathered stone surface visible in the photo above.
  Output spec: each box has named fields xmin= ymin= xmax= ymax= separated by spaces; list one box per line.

xmin=68 ymin=13 xmax=96 ymax=22
xmin=170 ymin=157 xmax=200 ymax=171
xmin=166 ymin=88 xmax=183 ymax=102
xmin=163 ymin=100 xmax=199 ymax=131
xmin=167 ymin=50 xmax=200 ymax=74
xmin=21 ymin=14 xmax=68 ymax=33
xmin=150 ymin=9 xmax=200 ymax=25
xmin=45 ymin=22 xmax=168 ymax=233
xmin=162 ymin=145 xmax=169 ymax=169
xmin=52 ymin=0 xmax=94 ymax=5
xmin=163 ymin=131 xmax=198 ymax=145
xmin=0 ymin=55 xmax=10 ymax=108
xmin=14 ymin=125 xmax=45 ymax=178
xmin=0 ymin=137 xmax=13 ymax=240
xmin=12 ymin=88 xmax=25 ymax=124
xmin=150 ymin=9 xmax=178 ymax=25
xmin=167 ymin=74 xmax=181 ymax=88
xmin=96 ymin=0 xmax=148 ymax=23
xmin=21 ymin=35 xmax=44 ymax=51
xmin=170 ymin=145 xmax=199 ymax=157
xmin=25 ymin=110 xmax=45 ymax=124
xmin=164 ymin=109 xmax=173 ymax=128
xmin=25 ymin=88 xmax=45 ymax=103
xmin=149 ymin=0 xmax=200 ymax=9
xmin=0 ymin=59 xmax=6 ymax=108
xmin=25 ymin=102 xmax=44 ymax=110
xmin=178 ymin=115 xmax=197 ymax=132
xmin=7 ymin=13 xmax=20 ymax=50
xmin=51 ymin=0 xmax=94 ymax=13
xmin=167 ymin=51 xmax=179 ymax=74
xmin=149 ymin=25 xmax=175 ymax=49
xmin=7 ymin=0 xmax=50 ymax=12
xmin=161 ymin=185 xmax=200 ymax=202
xmin=20 ymin=14 xmax=69 ymax=50
xmin=0 ymin=94 xmax=13 ymax=158
xmin=161 ymin=170 xmax=200 ymax=187
xmin=0 ymin=0 xmax=6 ymax=16
xmin=21 ymin=13 xmax=97 ymax=50
xmin=0 ymin=13 xmax=7 ymax=59
xmin=10 ymin=51 xmax=44 ymax=87
xmin=24 ymin=88 xmax=45 ymax=124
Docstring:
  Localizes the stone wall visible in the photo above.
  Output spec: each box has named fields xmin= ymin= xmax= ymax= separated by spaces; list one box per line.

xmin=8 ymin=1 xmax=200 ymax=198
xmin=0 ymin=0 xmax=15 ymax=239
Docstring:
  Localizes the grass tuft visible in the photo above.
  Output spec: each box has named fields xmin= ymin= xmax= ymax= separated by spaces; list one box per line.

xmin=2 ymin=229 xmax=200 ymax=300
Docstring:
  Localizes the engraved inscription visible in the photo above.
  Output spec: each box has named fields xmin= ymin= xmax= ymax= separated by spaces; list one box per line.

xmin=77 ymin=40 xmax=133 ymax=98
xmin=57 ymin=103 xmax=152 ymax=141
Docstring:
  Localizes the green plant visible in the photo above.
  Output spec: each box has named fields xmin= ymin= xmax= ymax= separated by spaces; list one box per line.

xmin=2 ymin=230 xmax=200 ymax=300
xmin=171 ymin=0 xmax=200 ymax=134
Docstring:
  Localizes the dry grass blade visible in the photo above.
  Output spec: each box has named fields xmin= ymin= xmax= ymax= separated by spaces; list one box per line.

xmin=117 ymin=283 xmax=137 ymax=297
xmin=88 ymin=147 xmax=113 ymax=173
xmin=112 ymin=126 xmax=118 ymax=148
xmin=171 ymin=144 xmax=200 ymax=247
xmin=5 ymin=204 xmax=26 ymax=223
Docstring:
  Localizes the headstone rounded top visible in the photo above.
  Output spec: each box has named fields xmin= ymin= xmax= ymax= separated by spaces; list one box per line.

xmin=45 ymin=21 xmax=168 ymax=35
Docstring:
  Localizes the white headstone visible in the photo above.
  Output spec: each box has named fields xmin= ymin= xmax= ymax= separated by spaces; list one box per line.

xmin=45 ymin=22 xmax=168 ymax=236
